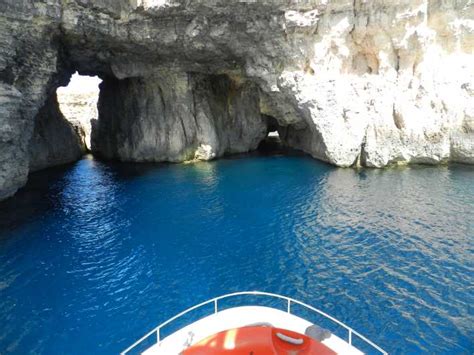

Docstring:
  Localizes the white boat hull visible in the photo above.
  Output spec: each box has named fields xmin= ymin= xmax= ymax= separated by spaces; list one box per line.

xmin=144 ymin=306 xmax=363 ymax=355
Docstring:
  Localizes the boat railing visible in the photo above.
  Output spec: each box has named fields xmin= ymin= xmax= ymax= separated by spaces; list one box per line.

xmin=120 ymin=290 xmax=388 ymax=355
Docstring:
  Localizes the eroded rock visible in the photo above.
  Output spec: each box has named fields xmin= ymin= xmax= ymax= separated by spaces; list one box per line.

xmin=92 ymin=72 xmax=267 ymax=162
xmin=28 ymin=93 xmax=85 ymax=172
xmin=0 ymin=0 xmax=473 ymax=200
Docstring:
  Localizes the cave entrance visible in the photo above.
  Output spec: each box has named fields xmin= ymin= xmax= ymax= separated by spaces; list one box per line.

xmin=258 ymin=129 xmax=282 ymax=153
xmin=258 ymin=114 xmax=284 ymax=153
xmin=56 ymin=72 xmax=102 ymax=151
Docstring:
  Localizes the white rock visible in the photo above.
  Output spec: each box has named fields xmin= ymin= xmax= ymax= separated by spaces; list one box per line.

xmin=0 ymin=0 xmax=472 ymax=201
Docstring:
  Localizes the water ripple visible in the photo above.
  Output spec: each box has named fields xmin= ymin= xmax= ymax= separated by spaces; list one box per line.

xmin=0 ymin=157 xmax=472 ymax=354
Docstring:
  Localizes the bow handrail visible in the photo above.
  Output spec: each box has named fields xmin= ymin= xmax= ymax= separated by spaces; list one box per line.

xmin=121 ymin=291 xmax=388 ymax=355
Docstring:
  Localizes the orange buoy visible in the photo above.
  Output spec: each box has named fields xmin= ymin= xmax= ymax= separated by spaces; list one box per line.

xmin=183 ymin=326 xmax=337 ymax=355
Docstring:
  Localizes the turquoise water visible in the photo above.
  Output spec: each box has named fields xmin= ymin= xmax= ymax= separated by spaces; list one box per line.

xmin=0 ymin=155 xmax=473 ymax=354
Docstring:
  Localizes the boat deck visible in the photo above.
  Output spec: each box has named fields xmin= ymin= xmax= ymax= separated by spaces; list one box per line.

xmin=143 ymin=306 xmax=363 ymax=354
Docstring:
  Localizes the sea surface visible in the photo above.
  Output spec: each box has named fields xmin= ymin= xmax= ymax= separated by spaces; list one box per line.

xmin=0 ymin=154 xmax=473 ymax=354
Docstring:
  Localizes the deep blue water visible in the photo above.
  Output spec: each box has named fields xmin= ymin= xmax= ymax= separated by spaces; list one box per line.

xmin=0 ymin=154 xmax=473 ymax=354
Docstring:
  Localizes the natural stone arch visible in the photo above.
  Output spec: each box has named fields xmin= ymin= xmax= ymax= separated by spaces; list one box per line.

xmin=0 ymin=0 xmax=472 ymax=201
xmin=91 ymin=72 xmax=268 ymax=163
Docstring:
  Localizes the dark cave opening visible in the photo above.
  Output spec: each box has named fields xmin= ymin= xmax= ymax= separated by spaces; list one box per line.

xmin=257 ymin=114 xmax=285 ymax=154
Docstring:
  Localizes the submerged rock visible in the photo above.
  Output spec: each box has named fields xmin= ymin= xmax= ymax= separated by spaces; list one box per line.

xmin=0 ymin=0 xmax=473 ymax=200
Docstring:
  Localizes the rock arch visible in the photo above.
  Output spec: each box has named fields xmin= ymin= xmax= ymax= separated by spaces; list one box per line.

xmin=92 ymin=72 xmax=268 ymax=162
xmin=0 ymin=0 xmax=472 ymax=200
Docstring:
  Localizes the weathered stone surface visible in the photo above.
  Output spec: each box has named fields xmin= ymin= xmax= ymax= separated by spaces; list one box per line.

xmin=0 ymin=0 xmax=473 ymax=200
xmin=28 ymin=93 xmax=85 ymax=172
xmin=0 ymin=0 xmax=67 ymax=200
xmin=0 ymin=83 xmax=25 ymax=200
xmin=92 ymin=72 xmax=267 ymax=162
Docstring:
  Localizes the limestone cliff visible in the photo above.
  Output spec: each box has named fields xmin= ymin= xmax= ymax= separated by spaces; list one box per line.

xmin=92 ymin=72 xmax=266 ymax=162
xmin=28 ymin=93 xmax=85 ymax=172
xmin=0 ymin=0 xmax=473 ymax=200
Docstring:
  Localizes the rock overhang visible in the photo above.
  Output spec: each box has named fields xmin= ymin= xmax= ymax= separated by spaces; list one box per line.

xmin=0 ymin=0 xmax=473 ymax=200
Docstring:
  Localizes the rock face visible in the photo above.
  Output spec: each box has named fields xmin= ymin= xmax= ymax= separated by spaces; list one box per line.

xmin=92 ymin=72 xmax=267 ymax=162
xmin=28 ymin=93 xmax=85 ymax=172
xmin=0 ymin=0 xmax=473 ymax=200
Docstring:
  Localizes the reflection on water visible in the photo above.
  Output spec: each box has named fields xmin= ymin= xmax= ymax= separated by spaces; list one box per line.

xmin=293 ymin=166 xmax=473 ymax=352
xmin=0 ymin=155 xmax=472 ymax=354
